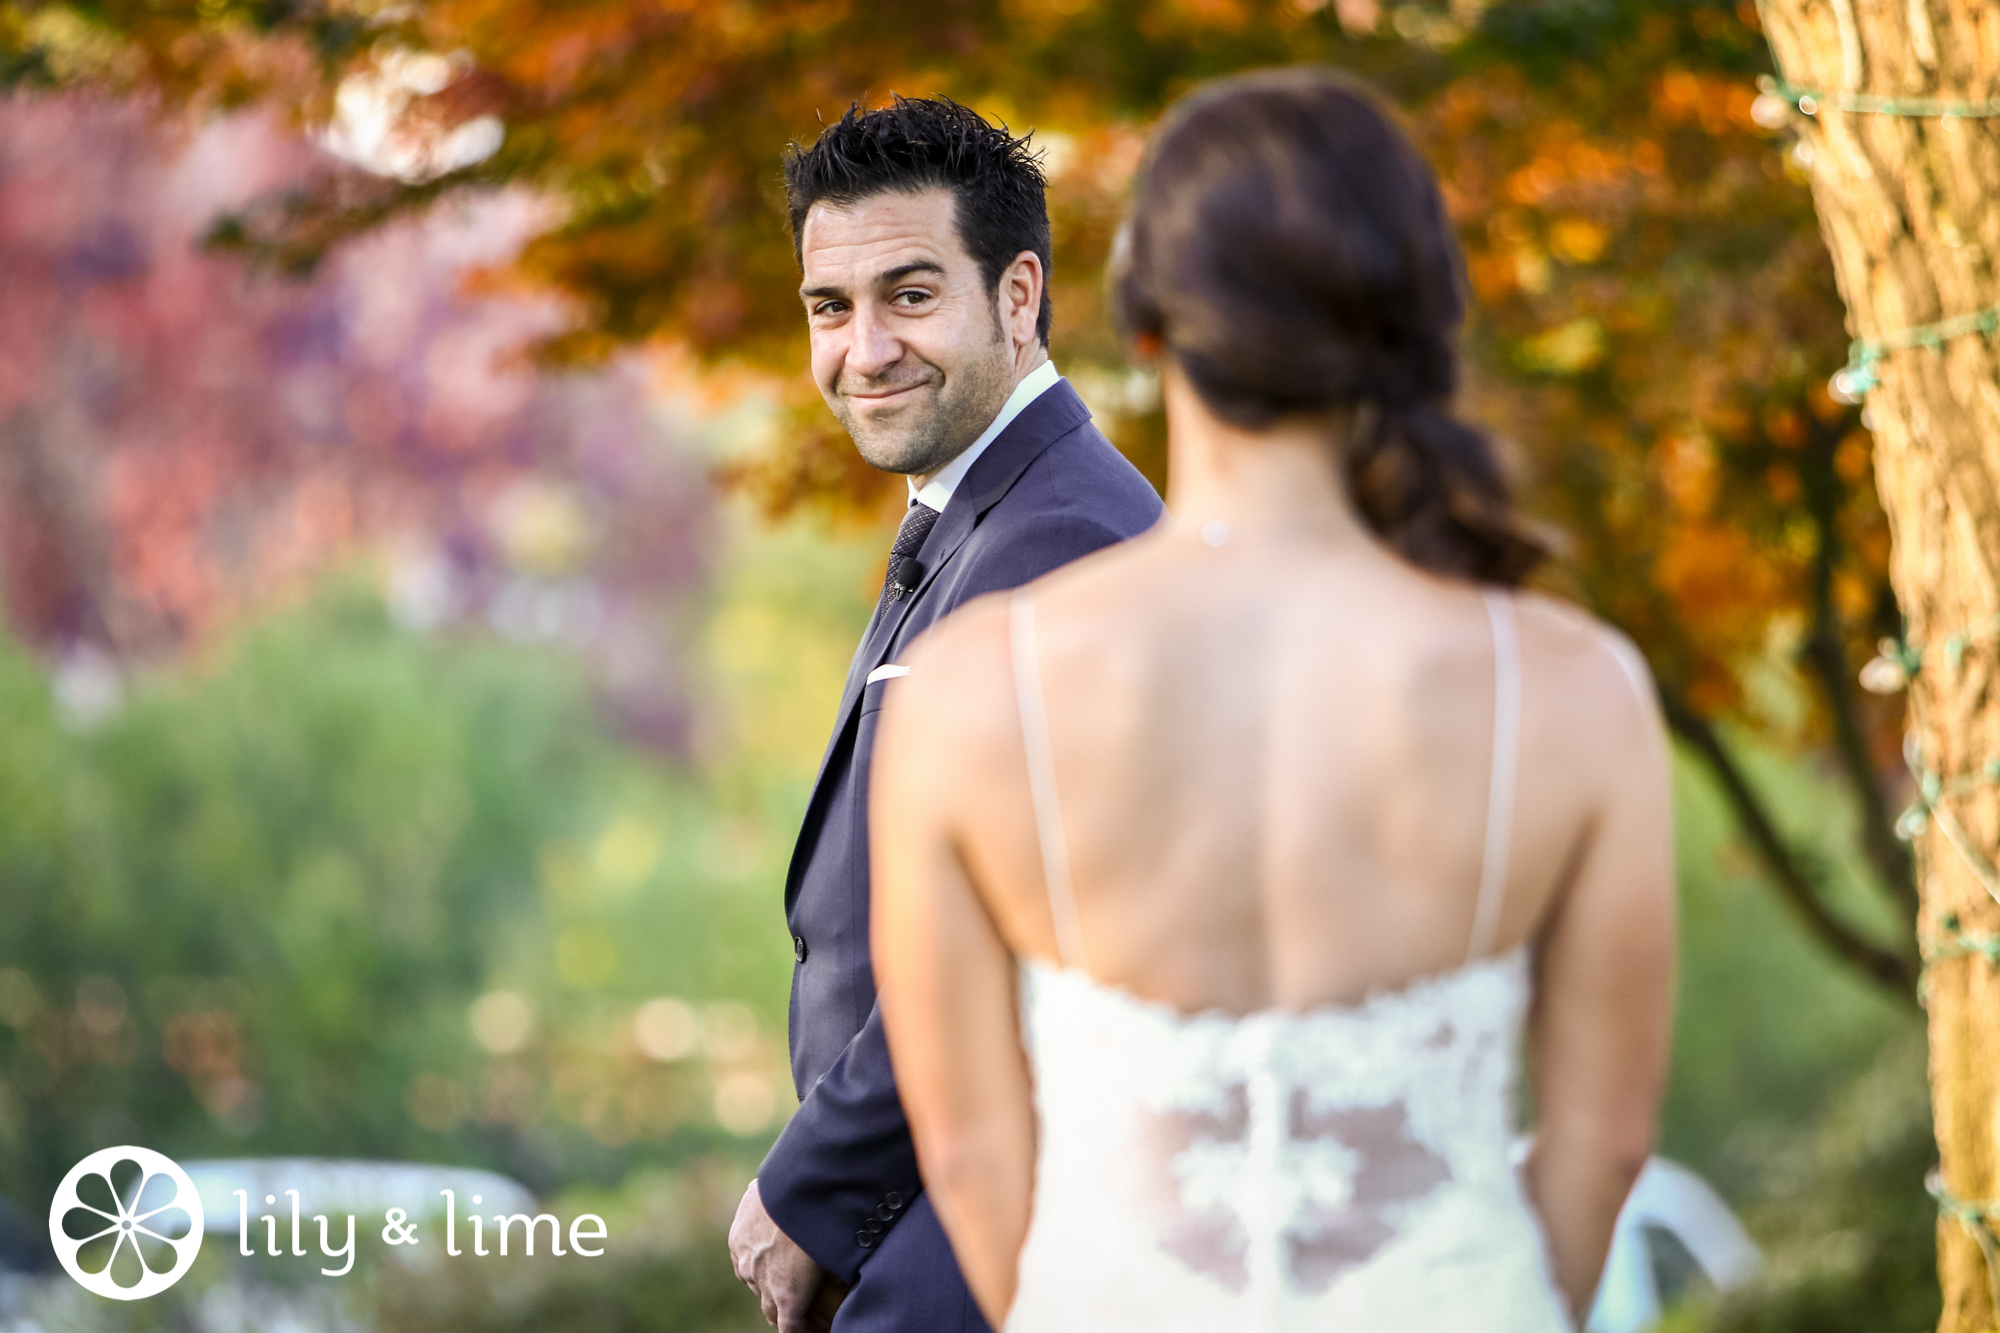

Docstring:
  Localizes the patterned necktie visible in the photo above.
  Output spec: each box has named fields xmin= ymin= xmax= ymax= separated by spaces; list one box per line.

xmin=879 ymin=502 xmax=941 ymax=612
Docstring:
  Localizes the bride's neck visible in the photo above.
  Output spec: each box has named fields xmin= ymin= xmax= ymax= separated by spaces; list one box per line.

xmin=1159 ymin=364 xmax=1374 ymax=550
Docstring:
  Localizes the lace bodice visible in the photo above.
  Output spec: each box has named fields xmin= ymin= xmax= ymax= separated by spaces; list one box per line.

xmin=1006 ymin=951 xmax=1571 ymax=1330
xmin=998 ymin=589 xmax=1572 ymax=1330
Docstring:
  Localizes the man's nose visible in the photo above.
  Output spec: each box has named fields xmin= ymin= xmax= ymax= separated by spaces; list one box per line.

xmin=844 ymin=302 xmax=902 ymax=381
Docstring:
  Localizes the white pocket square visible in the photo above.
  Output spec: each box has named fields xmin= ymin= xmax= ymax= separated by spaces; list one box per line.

xmin=865 ymin=664 xmax=911 ymax=685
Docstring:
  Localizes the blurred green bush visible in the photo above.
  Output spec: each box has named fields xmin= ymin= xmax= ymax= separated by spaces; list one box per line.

xmin=0 ymin=531 xmax=875 ymax=1200
xmin=1653 ymin=737 xmax=1935 ymax=1331
xmin=0 ymin=512 xmax=883 ymax=1325
xmin=1661 ymin=1032 xmax=1938 ymax=1333
xmin=1660 ymin=737 xmax=1917 ymax=1190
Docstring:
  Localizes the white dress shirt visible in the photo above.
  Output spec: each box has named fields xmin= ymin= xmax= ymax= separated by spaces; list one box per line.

xmin=906 ymin=359 xmax=1062 ymax=513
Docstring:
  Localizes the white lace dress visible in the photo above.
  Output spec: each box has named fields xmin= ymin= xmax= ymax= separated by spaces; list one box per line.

xmin=1000 ymin=592 xmax=1573 ymax=1332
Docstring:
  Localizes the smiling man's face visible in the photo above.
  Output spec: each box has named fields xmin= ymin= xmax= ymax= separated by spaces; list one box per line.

xmin=799 ymin=188 xmax=1021 ymax=482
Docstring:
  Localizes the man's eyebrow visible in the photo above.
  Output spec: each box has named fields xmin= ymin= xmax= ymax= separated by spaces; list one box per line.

xmin=800 ymin=260 xmax=946 ymax=304
xmin=876 ymin=260 xmax=945 ymax=284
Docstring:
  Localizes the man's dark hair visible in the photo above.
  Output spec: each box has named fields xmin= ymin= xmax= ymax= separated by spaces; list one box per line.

xmin=785 ymin=96 xmax=1053 ymax=345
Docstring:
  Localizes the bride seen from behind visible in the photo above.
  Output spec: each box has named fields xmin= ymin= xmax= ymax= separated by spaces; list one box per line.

xmin=870 ymin=68 xmax=1675 ymax=1331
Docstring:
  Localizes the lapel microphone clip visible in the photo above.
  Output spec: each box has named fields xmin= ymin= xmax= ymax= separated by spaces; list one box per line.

xmin=888 ymin=556 xmax=925 ymax=600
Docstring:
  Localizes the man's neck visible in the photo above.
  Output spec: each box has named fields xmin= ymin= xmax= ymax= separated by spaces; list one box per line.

xmin=1011 ymin=341 xmax=1051 ymax=384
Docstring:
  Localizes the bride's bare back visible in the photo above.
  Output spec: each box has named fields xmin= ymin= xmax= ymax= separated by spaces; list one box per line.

xmin=944 ymin=531 xmax=1656 ymax=1015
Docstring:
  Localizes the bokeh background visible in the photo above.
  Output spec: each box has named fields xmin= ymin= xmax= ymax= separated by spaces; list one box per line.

xmin=0 ymin=0 xmax=1940 ymax=1328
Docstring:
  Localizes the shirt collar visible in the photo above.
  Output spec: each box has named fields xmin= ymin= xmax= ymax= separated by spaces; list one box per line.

xmin=907 ymin=359 xmax=1062 ymax=513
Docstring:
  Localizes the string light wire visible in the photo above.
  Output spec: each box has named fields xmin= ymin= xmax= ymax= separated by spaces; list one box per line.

xmin=1750 ymin=77 xmax=2000 ymax=401
xmin=1763 ymin=76 xmax=2000 ymax=120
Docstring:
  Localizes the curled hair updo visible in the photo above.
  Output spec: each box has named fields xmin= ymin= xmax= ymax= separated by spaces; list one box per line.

xmin=1114 ymin=68 xmax=1545 ymax=584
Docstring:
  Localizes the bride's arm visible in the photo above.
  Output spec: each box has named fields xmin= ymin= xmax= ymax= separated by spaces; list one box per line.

xmin=1524 ymin=629 xmax=1677 ymax=1322
xmin=871 ymin=612 xmax=1037 ymax=1329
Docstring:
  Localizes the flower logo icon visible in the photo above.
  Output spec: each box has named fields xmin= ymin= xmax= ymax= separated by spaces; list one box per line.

xmin=49 ymin=1146 xmax=205 ymax=1300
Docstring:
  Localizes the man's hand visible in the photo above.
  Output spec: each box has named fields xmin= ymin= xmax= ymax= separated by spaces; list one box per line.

xmin=730 ymin=1179 xmax=845 ymax=1333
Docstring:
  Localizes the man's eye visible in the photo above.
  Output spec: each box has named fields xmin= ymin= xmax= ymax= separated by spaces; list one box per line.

xmin=812 ymin=301 xmax=847 ymax=317
xmin=892 ymin=289 xmax=930 ymax=307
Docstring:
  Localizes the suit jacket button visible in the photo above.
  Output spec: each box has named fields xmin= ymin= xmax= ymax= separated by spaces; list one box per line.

xmin=865 ymin=1217 xmax=884 ymax=1234
xmin=885 ymin=1191 xmax=903 ymax=1209
xmin=877 ymin=1203 xmax=896 ymax=1221
xmin=855 ymin=1231 xmax=874 ymax=1248
xmin=793 ymin=935 xmax=808 ymax=963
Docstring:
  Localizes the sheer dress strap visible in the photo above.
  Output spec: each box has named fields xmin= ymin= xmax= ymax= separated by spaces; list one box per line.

xmin=1468 ymin=591 xmax=1522 ymax=964
xmin=1011 ymin=591 xmax=1089 ymax=971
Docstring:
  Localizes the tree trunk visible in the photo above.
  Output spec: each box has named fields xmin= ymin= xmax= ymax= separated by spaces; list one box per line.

xmin=1756 ymin=2 xmax=2000 ymax=1326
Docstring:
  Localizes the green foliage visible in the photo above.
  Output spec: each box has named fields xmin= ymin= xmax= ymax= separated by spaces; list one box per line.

xmin=369 ymin=1244 xmax=763 ymax=1333
xmin=0 ymin=510 xmax=882 ymax=1326
xmin=1660 ymin=1034 xmax=1938 ymax=1333
xmin=0 ymin=565 xmax=803 ymax=1211
xmin=1660 ymin=743 xmax=1913 ymax=1190
xmin=0 ymin=516 xmax=890 ymax=1324
xmin=1654 ymin=739 xmax=1935 ymax=1333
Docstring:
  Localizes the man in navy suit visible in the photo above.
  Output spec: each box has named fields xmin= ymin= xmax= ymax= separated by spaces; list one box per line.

xmin=727 ymin=98 xmax=1163 ymax=1332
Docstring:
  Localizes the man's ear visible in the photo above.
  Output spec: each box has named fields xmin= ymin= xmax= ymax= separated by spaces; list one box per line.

xmin=998 ymin=251 xmax=1044 ymax=352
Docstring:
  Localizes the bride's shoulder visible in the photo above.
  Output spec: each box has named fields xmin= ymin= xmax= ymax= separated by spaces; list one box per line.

xmin=1509 ymin=590 xmax=1662 ymax=735
xmin=907 ymin=590 xmax=1014 ymax=667
xmin=882 ymin=593 xmax=1027 ymax=749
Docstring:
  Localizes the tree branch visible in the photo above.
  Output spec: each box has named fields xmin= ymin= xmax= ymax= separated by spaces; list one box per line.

xmin=1796 ymin=414 xmax=1919 ymax=925
xmin=1659 ymin=687 xmax=1919 ymax=1003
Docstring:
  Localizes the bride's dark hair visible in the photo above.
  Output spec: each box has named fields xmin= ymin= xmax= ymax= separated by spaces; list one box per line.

xmin=1113 ymin=68 xmax=1546 ymax=585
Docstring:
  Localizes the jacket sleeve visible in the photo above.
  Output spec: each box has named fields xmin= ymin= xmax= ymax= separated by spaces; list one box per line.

xmin=757 ymin=1002 xmax=916 ymax=1282
xmin=756 ymin=511 xmax=1141 ymax=1282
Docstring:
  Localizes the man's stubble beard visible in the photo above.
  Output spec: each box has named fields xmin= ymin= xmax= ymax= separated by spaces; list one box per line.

xmin=840 ymin=310 xmax=1015 ymax=479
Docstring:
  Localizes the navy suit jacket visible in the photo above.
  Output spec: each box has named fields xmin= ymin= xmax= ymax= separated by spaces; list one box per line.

xmin=759 ymin=379 xmax=1163 ymax=1288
